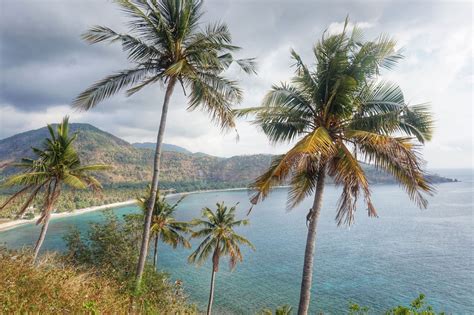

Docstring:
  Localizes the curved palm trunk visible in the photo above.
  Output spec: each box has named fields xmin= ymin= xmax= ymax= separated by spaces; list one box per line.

xmin=207 ymin=248 xmax=220 ymax=315
xmin=33 ymin=184 xmax=60 ymax=264
xmin=153 ymin=233 xmax=160 ymax=268
xmin=32 ymin=213 xmax=51 ymax=263
xmin=207 ymin=268 xmax=216 ymax=315
xmin=136 ymin=77 xmax=177 ymax=287
xmin=297 ymin=167 xmax=326 ymax=315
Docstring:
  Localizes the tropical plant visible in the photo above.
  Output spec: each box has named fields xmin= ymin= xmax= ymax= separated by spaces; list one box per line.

xmin=136 ymin=187 xmax=190 ymax=267
xmin=188 ymin=202 xmax=254 ymax=315
xmin=73 ymin=0 xmax=256 ymax=287
xmin=348 ymin=294 xmax=445 ymax=315
xmin=0 ymin=117 xmax=110 ymax=262
xmin=260 ymin=304 xmax=293 ymax=315
xmin=237 ymin=18 xmax=434 ymax=314
xmin=62 ymin=211 xmax=196 ymax=313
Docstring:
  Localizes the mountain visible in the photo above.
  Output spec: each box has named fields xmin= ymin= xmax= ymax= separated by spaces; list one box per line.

xmin=132 ymin=142 xmax=192 ymax=154
xmin=0 ymin=124 xmax=272 ymax=185
xmin=0 ymin=124 xmax=455 ymax=187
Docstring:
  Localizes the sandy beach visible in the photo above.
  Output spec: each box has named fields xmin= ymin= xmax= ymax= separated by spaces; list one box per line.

xmin=0 ymin=200 xmax=137 ymax=232
xmin=0 ymin=187 xmax=252 ymax=233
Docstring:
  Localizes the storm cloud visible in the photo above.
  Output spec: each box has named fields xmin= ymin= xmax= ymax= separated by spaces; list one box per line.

xmin=0 ymin=0 xmax=472 ymax=168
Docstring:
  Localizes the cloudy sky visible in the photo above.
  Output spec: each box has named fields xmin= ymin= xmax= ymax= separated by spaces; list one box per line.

xmin=0 ymin=0 xmax=472 ymax=168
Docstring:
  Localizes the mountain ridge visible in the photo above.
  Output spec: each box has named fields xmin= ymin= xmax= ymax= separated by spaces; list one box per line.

xmin=0 ymin=123 xmax=455 ymax=186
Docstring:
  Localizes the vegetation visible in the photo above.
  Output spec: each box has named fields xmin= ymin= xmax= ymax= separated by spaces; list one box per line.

xmin=188 ymin=202 xmax=255 ymax=315
xmin=73 ymin=0 xmax=255 ymax=287
xmin=63 ymin=211 xmax=195 ymax=313
xmin=238 ymin=18 xmax=434 ymax=314
xmin=135 ymin=187 xmax=191 ymax=267
xmin=0 ymin=248 xmax=132 ymax=313
xmin=259 ymin=305 xmax=293 ymax=315
xmin=0 ymin=117 xmax=109 ymax=262
xmin=0 ymin=123 xmax=453 ymax=199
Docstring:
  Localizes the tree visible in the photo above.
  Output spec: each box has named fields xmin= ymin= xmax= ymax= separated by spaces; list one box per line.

xmin=73 ymin=0 xmax=255 ymax=287
xmin=136 ymin=187 xmax=190 ymax=268
xmin=0 ymin=117 xmax=110 ymax=263
xmin=237 ymin=18 xmax=434 ymax=314
xmin=260 ymin=305 xmax=293 ymax=315
xmin=188 ymin=202 xmax=254 ymax=315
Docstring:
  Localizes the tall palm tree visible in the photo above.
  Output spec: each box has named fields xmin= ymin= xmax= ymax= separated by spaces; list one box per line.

xmin=136 ymin=187 xmax=190 ymax=268
xmin=188 ymin=202 xmax=254 ymax=315
xmin=238 ymin=19 xmax=434 ymax=314
xmin=73 ymin=0 xmax=256 ymax=286
xmin=0 ymin=117 xmax=110 ymax=263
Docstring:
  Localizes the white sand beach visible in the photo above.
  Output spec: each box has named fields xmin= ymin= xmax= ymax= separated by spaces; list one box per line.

xmin=0 ymin=200 xmax=137 ymax=232
xmin=0 ymin=187 xmax=253 ymax=233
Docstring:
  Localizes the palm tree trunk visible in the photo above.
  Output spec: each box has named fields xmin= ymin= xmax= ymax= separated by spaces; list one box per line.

xmin=207 ymin=247 xmax=220 ymax=315
xmin=33 ymin=183 xmax=60 ymax=264
xmin=153 ymin=233 xmax=159 ymax=268
xmin=297 ymin=166 xmax=326 ymax=315
xmin=32 ymin=212 xmax=51 ymax=263
xmin=207 ymin=266 xmax=217 ymax=315
xmin=135 ymin=77 xmax=177 ymax=288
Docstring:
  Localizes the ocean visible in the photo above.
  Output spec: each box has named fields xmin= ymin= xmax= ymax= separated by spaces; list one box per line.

xmin=1 ymin=169 xmax=472 ymax=314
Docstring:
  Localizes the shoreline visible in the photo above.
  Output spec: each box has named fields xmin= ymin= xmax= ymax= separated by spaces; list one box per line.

xmin=0 ymin=187 xmax=252 ymax=233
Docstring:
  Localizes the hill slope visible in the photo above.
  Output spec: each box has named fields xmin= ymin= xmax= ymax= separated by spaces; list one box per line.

xmin=0 ymin=124 xmax=454 ymax=186
xmin=132 ymin=142 xmax=192 ymax=154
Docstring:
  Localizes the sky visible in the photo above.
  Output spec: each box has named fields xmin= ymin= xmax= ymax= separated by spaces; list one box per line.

xmin=0 ymin=0 xmax=472 ymax=168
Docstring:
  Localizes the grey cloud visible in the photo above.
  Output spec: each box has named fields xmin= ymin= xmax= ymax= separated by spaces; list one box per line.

xmin=0 ymin=0 xmax=472 ymax=167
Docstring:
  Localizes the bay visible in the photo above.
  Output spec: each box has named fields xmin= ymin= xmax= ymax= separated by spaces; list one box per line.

xmin=1 ymin=169 xmax=473 ymax=314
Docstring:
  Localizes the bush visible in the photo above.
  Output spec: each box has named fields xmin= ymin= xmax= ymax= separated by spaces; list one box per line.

xmin=63 ymin=210 xmax=196 ymax=313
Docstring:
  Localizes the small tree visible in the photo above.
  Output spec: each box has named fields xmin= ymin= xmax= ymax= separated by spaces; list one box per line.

xmin=0 ymin=117 xmax=110 ymax=262
xmin=188 ymin=202 xmax=255 ymax=315
xmin=136 ymin=187 xmax=190 ymax=268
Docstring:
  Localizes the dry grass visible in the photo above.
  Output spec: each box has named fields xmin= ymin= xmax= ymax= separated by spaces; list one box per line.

xmin=0 ymin=248 xmax=196 ymax=314
xmin=0 ymin=249 xmax=129 ymax=313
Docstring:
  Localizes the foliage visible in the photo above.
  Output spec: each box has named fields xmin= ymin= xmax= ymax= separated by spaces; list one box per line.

xmin=0 ymin=117 xmax=109 ymax=223
xmin=348 ymin=294 xmax=445 ymax=315
xmin=73 ymin=0 xmax=256 ymax=131
xmin=238 ymin=18 xmax=435 ymax=225
xmin=188 ymin=202 xmax=254 ymax=270
xmin=63 ymin=211 xmax=195 ymax=313
xmin=259 ymin=304 xmax=293 ymax=315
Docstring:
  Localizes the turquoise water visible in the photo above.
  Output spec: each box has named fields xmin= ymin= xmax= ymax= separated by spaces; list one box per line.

xmin=1 ymin=169 xmax=473 ymax=314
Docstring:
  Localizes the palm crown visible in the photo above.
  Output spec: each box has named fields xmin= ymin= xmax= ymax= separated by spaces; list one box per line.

xmin=188 ymin=202 xmax=254 ymax=271
xmin=239 ymin=20 xmax=434 ymax=225
xmin=0 ymin=117 xmax=110 ymax=223
xmin=73 ymin=0 xmax=256 ymax=130
xmin=136 ymin=188 xmax=190 ymax=248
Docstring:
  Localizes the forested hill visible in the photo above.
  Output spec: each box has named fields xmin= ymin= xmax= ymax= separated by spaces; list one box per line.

xmin=0 ymin=124 xmax=455 ymax=187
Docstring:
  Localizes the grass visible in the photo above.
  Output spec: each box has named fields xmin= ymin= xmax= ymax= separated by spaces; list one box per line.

xmin=0 ymin=248 xmax=196 ymax=314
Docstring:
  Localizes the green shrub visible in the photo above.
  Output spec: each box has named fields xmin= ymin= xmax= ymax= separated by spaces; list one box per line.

xmin=62 ymin=210 xmax=196 ymax=313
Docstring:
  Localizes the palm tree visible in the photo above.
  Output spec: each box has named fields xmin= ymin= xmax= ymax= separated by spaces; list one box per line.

xmin=73 ymin=0 xmax=256 ymax=286
xmin=238 ymin=19 xmax=434 ymax=314
xmin=188 ymin=202 xmax=254 ymax=315
xmin=136 ymin=187 xmax=190 ymax=268
xmin=0 ymin=117 xmax=110 ymax=263
xmin=260 ymin=305 xmax=293 ymax=315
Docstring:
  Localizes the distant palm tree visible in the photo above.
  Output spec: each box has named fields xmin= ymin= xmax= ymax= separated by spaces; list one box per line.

xmin=260 ymin=305 xmax=293 ymax=315
xmin=238 ymin=19 xmax=434 ymax=314
xmin=136 ymin=187 xmax=190 ymax=268
xmin=73 ymin=0 xmax=255 ymax=286
xmin=188 ymin=202 xmax=254 ymax=315
xmin=0 ymin=117 xmax=110 ymax=263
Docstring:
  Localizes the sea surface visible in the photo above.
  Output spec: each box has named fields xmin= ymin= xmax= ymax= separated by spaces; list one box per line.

xmin=1 ymin=169 xmax=473 ymax=314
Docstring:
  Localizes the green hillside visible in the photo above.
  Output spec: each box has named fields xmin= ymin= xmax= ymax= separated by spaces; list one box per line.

xmin=0 ymin=124 xmax=455 ymax=187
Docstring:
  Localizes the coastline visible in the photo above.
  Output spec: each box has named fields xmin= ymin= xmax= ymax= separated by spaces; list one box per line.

xmin=0 ymin=200 xmax=137 ymax=233
xmin=0 ymin=187 xmax=252 ymax=233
